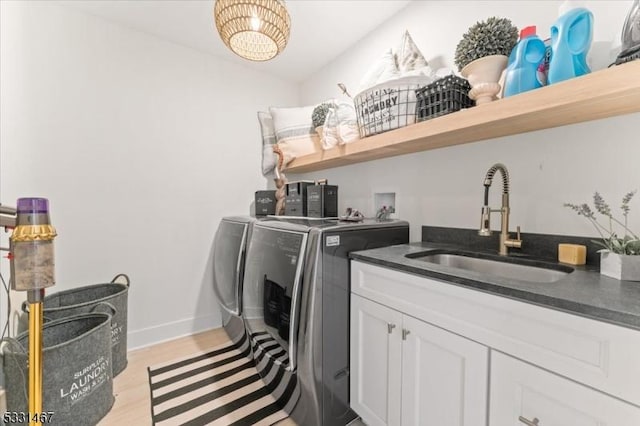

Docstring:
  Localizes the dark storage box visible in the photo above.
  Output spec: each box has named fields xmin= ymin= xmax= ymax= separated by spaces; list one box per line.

xmin=255 ymin=190 xmax=277 ymax=217
xmin=285 ymin=197 xmax=305 ymax=216
xmin=307 ymin=184 xmax=338 ymax=218
xmin=285 ymin=181 xmax=314 ymax=217
xmin=286 ymin=181 xmax=315 ymax=197
xmin=415 ymin=75 xmax=474 ymax=122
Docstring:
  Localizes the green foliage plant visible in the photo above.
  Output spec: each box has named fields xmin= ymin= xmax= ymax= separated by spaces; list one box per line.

xmin=312 ymin=102 xmax=336 ymax=129
xmin=454 ymin=17 xmax=519 ymax=71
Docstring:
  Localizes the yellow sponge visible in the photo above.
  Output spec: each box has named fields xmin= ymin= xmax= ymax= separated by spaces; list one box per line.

xmin=558 ymin=244 xmax=587 ymax=265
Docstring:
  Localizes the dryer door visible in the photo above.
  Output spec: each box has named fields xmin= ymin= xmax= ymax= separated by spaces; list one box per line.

xmin=213 ymin=219 xmax=248 ymax=316
xmin=242 ymin=225 xmax=307 ymax=371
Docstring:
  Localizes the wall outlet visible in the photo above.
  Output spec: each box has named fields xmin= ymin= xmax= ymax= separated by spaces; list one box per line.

xmin=374 ymin=192 xmax=396 ymax=218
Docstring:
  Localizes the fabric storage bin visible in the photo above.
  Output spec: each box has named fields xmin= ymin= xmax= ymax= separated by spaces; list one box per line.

xmin=354 ymin=76 xmax=434 ymax=137
xmin=2 ymin=313 xmax=115 ymax=426
xmin=20 ymin=274 xmax=130 ymax=376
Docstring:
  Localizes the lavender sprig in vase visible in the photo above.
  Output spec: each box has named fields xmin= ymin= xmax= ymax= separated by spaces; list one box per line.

xmin=565 ymin=190 xmax=640 ymax=281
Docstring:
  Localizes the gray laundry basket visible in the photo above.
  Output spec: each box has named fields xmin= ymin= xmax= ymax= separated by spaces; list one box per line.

xmin=21 ymin=274 xmax=130 ymax=376
xmin=2 ymin=313 xmax=115 ymax=426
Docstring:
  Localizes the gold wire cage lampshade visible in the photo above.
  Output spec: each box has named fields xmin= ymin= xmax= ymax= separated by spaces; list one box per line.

xmin=214 ymin=0 xmax=291 ymax=62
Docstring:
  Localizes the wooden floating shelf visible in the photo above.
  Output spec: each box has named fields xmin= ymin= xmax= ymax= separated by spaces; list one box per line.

xmin=287 ymin=61 xmax=640 ymax=173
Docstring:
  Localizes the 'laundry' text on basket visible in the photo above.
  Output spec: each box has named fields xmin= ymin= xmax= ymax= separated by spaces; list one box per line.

xmin=60 ymin=356 xmax=110 ymax=403
xmin=360 ymin=96 xmax=398 ymax=119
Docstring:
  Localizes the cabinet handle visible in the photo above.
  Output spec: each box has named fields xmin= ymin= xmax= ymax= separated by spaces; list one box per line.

xmin=518 ymin=416 xmax=540 ymax=426
xmin=387 ymin=323 xmax=396 ymax=334
xmin=402 ymin=329 xmax=410 ymax=340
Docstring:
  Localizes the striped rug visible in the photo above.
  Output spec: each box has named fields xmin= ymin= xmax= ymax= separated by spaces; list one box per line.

xmin=147 ymin=331 xmax=299 ymax=426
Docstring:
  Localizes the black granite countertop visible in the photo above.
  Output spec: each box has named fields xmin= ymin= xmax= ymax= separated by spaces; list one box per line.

xmin=350 ymin=241 xmax=640 ymax=331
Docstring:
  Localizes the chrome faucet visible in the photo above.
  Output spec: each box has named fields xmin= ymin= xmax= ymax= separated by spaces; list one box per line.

xmin=479 ymin=163 xmax=522 ymax=255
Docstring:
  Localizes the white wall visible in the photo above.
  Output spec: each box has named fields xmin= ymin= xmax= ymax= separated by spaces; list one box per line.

xmin=297 ymin=0 xmax=640 ymax=242
xmin=0 ymin=1 xmax=298 ymax=349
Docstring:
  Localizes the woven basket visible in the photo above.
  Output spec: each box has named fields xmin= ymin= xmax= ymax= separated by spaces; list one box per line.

xmin=354 ymin=76 xmax=434 ymax=137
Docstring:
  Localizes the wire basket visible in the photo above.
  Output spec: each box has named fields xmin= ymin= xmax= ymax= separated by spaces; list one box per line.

xmin=415 ymin=75 xmax=475 ymax=122
xmin=354 ymin=76 xmax=434 ymax=138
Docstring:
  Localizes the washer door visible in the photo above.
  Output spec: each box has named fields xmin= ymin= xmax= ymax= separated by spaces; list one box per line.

xmin=242 ymin=225 xmax=307 ymax=371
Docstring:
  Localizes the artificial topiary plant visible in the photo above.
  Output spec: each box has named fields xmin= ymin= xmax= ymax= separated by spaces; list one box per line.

xmin=312 ymin=102 xmax=336 ymax=129
xmin=454 ymin=17 xmax=519 ymax=71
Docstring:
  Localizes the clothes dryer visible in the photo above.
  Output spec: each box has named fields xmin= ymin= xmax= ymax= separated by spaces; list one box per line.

xmin=242 ymin=218 xmax=409 ymax=425
xmin=212 ymin=216 xmax=258 ymax=342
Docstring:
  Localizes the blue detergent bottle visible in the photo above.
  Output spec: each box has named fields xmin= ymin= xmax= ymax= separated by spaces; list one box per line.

xmin=548 ymin=7 xmax=593 ymax=84
xmin=503 ymin=26 xmax=546 ymax=97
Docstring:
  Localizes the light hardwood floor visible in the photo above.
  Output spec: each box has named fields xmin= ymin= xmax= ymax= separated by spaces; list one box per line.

xmin=99 ymin=328 xmax=296 ymax=425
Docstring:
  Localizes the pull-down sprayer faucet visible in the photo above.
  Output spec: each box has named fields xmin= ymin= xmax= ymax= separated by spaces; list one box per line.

xmin=479 ymin=163 xmax=523 ymax=255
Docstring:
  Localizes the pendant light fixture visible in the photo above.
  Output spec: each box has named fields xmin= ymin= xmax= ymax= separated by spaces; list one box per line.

xmin=214 ymin=0 xmax=291 ymax=62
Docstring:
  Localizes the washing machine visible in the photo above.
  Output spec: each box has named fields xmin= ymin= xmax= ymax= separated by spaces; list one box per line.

xmin=241 ymin=218 xmax=409 ymax=425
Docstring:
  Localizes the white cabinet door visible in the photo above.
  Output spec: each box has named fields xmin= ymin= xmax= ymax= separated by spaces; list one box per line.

xmin=401 ymin=315 xmax=488 ymax=426
xmin=490 ymin=351 xmax=640 ymax=426
xmin=351 ymin=294 xmax=403 ymax=426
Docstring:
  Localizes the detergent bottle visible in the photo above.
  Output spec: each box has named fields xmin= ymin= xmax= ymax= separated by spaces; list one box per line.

xmin=548 ymin=7 xmax=594 ymax=84
xmin=503 ymin=26 xmax=546 ymax=97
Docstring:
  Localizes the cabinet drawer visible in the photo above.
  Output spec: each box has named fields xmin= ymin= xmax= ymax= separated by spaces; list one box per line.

xmin=352 ymin=261 xmax=640 ymax=405
xmin=490 ymin=351 xmax=640 ymax=426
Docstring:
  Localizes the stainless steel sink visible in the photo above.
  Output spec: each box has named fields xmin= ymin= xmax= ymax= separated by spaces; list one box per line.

xmin=410 ymin=252 xmax=573 ymax=283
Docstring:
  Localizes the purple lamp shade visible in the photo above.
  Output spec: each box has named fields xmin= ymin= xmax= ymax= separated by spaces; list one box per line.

xmin=17 ymin=198 xmax=50 ymax=214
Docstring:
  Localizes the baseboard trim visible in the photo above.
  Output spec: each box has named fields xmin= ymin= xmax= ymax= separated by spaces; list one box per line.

xmin=0 ymin=387 xmax=6 ymax=415
xmin=127 ymin=313 xmax=221 ymax=350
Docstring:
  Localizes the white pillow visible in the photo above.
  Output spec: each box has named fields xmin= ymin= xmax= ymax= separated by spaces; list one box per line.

xmin=269 ymin=105 xmax=322 ymax=168
xmin=358 ymin=48 xmax=400 ymax=92
xmin=257 ymin=112 xmax=277 ymax=176
xmin=396 ymin=30 xmax=428 ymax=73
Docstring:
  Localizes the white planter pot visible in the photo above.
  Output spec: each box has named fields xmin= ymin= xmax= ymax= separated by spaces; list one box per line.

xmin=460 ymin=54 xmax=509 ymax=105
xmin=600 ymin=251 xmax=640 ymax=281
